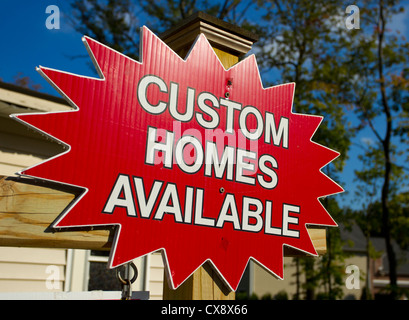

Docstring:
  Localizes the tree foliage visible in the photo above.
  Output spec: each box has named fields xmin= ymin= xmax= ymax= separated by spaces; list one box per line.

xmin=346 ymin=0 xmax=409 ymax=298
xmin=255 ymin=1 xmax=353 ymax=171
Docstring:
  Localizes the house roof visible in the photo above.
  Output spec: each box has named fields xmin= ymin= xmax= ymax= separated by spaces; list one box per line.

xmin=339 ymin=222 xmax=409 ymax=276
xmin=0 ymin=81 xmax=70 ymax=116
xmin=0 ymin=81 xmax=68 ymax=106
xmin=371 ymin=237 xmax=409 ymax=276
xmin=339 ymin=223 xmax=367 ymax=253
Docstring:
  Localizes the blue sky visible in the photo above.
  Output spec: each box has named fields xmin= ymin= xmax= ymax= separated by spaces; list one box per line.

xmin=0 ymin=1 xmax=96 ymax=85
xmin=1 ymin=0 xmax=408 ymax=211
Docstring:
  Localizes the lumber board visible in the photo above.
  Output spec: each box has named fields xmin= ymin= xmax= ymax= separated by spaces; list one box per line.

xmin=0 ymin=175 xmax=112 ymax=250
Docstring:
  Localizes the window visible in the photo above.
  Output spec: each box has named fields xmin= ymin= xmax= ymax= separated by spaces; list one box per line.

xmin=87 ymin=250 xmax=121 ymax=291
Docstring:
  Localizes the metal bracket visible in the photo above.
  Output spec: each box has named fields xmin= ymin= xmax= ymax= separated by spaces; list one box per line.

xmin=116 ymin=262 xmax=138 ymax=300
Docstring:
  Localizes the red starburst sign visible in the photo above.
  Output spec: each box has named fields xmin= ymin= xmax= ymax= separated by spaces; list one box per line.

xmin=13 ymin=27 xmax=343 ymax=291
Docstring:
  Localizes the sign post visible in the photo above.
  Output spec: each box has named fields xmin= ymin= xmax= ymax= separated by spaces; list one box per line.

xmin=0 ymin=12 xmax=341 ymax=300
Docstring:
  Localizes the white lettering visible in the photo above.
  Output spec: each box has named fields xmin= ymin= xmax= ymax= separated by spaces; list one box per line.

xmin=134 ymin=177 xmax=162 ymax=218
xmin=137 ymin=75 xmax=168 ymax=114
xmin=175 ymin=135 xmax=203 ymax=174
xmin=239 ymin=106 xmax=264 ymax=140
xmin=154 ymin=183 xmax=183 ymax=222
xmin=216 ymin=194 xmax=241 ymax=230
xmin=103 ymin=174 xmax=136 ymax=216
xmin=265 ymin=113 xmax=289 ymax=148
xmin=104 ymin=174 xmax=301 ymax=238
xmin=264 ymin=201 xmax=281 ymax=235
xmin=257 ymin=154 xmax=278 ymax=189
xmin=345 ymin=265 xmax=360 ymax=289
xmin=45 ymin=265 xmax=60 ymax=290
xmin=145 ymin=127 xmax=174 ymax=168
xmin=45 ymin=5 xmax=60 ymax=30
xmin=236 ymin=149 xmax=257 ymax=185
xmin=220 ymin=98 xmax=242 ymax=134
xmin=196 ymin=92 xmax=220 ymax=129
xmin=204 ymin=141 xmax=234 ymax=180
xmin=282 ymin=204 xmax=300 ymax=238
xmin=345 ymin=5 xmax=360 ymax=30
xmin=194 ymin=188 xmax=215 ymax=227
xmin=242 ymin=197 xmax=263 ymax=232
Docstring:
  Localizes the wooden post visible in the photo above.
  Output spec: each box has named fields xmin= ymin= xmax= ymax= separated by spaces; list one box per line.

xmin=160 ymin=12 xmax=257 ymax=69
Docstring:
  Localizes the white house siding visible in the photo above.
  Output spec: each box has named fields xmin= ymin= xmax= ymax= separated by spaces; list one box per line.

xmin=0 ymin=247 xmax=66 ymax=292
xmin=148 ymin=252 xmax=165 ymax=300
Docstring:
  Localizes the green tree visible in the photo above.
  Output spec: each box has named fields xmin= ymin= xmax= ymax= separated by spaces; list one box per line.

xmin=345 ymin=0 xmax=409 ymax=299
xmin=70 ymin=0 xmax=140 ymax=59
xmin=255 ymin=0 xmax=354 ymax=299
xmin=255 ymin=1 xmax=353 ymax=159
xmin=318 ymin=198 xmax=351 ymax=300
